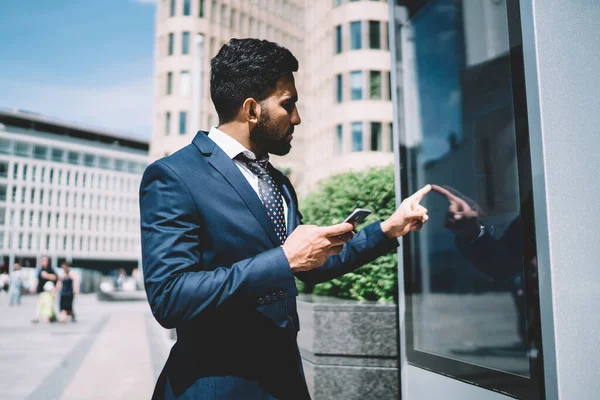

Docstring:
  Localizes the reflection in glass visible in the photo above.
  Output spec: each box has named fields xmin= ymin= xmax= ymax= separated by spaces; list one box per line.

xmin=396 ymin=0 xmax=544 ymax=398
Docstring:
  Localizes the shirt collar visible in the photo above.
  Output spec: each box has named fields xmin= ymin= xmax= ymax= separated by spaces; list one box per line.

xmin=207 ymin=126 xmax=269 ymax=162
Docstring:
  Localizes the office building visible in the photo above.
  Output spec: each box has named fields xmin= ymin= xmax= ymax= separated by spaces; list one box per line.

xmin=0 ymin=109 xmax=148 ymax=271
xmin=150 ymin=0 xmax=391 ymax=194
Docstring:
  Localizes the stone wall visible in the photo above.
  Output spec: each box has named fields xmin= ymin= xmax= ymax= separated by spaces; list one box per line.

xmin=297 ymin=294 xmax=399 ymax=400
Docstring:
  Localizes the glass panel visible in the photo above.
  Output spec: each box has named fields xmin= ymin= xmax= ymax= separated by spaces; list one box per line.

xmin=67 ymin=151 xmax=80 ymax=165
xmin=52 ymin=148 xmax=63 ymax=162
xmin=15 ymin=142 xmax=30 ymax=157
xmin=84 ymin=154 xmax=95 ymax=167
xmin=396 ymin=0 xmax=544 ymax=398
xmin=370 ymin=122 xmax=381 ymax=151
xmin=199 ymin=0 xmax=205 ymax=18
xmin=350 ymin=21 xmax=362 ymax=50
xmin=336 ymin=74 xmax=343 ymax=103
xmin=99 ymin=157 xmax=111 ymax=170
xmin=34 ymin=145 xmax=48 ymax=160
xmin=0 ymin=139 xmax=11 ymax=155
xmin=167 ymin=72 xmax=173 ymax=95
xmin=170 ymin=0 xmax=176 ymax=17
xmin=370 ymin=71 xmax=382 ymax=100
xmin=179 ymin=111 xmax=187 ymax=135
xmin=351 ymin=122 xmax=363 ymax=152
xmin=335 ymin=25 xmax=342 ymax=54
xmin=165 ymin=112 xmax=171 ymax=135
xmin=180 ymin=71 xmax=191 ymax=96
xmin=350 ymin=71 xmax=362 ymax=100
xmin=336 ymin=125 xmax=343 ymax=154
xmin=369 ymin=20 xmax=381 ymax=49
xmin=168 ymin=33 xmax=174 ymax=56
xmin=183 ymin=0 xmax=191 ymax=16
xmin=0 ymin=163 xmax=8 ymax=178
xmin=182 ymin=32 xmax=190 ymax=54
xmin=221 ymin=4 xmax=227 ymax=27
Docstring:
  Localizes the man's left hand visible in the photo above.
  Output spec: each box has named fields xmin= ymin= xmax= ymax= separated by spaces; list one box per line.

xmin=381 ymin=184 xmax=431 ymax=239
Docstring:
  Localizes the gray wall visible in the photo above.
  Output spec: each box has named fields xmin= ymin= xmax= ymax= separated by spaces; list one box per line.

xmin=521 ymin=0 xmax=600 ymax=398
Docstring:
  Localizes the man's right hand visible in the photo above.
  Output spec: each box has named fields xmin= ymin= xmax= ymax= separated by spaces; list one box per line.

xmin=281 ymin=223 xmax=355 ymax=272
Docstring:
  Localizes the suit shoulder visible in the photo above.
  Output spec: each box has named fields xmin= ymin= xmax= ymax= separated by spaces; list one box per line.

xmin=145 ymin=143 xmax=206 ymax=175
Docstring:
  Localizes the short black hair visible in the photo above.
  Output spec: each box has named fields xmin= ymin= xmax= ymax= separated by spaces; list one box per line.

xmin=210 ymin=38 xmax=299 ymax=124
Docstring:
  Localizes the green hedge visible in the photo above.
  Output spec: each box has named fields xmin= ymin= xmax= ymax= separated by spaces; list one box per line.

xmin=297 ymin=165 xmax=398 ymax=303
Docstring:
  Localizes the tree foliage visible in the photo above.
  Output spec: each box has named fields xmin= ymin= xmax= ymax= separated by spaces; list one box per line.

xmin=298 ymin=165 xmax=398 ymax=302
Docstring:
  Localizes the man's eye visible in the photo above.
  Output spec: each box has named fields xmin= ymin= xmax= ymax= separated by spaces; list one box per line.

xmin=283 ymin=103 xmax=294 ymax=111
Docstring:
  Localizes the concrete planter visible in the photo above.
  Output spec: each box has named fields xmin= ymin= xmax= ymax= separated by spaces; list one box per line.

xmin=297 ymin=294 xmax=399 ymax=400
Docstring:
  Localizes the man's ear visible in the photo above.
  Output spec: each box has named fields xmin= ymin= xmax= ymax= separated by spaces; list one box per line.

xmin=242 ymin=98 xmax=261 ymax=124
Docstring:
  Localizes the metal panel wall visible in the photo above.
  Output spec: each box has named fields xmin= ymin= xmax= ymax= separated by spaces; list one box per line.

xmin=520 ymin=0 xmax=600 ymax=399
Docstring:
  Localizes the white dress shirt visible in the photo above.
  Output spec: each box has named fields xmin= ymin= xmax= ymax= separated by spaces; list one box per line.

xmin=208 ymin=126 xmax=288 ymax=225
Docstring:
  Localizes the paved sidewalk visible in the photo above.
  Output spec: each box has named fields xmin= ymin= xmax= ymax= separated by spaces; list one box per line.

xmin=0 ymin=293 xmax=173 ymax=400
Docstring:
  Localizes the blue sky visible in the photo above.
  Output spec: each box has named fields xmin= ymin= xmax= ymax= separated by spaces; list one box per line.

xmin=0 ymin=0 xmax=156 ymax=140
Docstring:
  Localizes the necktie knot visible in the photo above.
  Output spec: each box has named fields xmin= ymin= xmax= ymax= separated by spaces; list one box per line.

xmin=236 ymin=153 xmax=269 ymax=177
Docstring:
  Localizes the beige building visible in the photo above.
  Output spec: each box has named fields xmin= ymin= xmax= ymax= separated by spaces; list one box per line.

xmin=150 ymin=0 xmax=392 ymax=195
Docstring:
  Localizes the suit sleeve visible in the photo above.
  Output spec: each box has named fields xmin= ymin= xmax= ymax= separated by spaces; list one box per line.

xmin=140 ymin=161 xmax=297 ymax=329
xmin=295 ymin=222 xmax=399 ymax=285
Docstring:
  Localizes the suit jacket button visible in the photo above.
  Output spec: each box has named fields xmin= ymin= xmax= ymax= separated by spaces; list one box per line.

xmin=279 ymin=290 xmax=285 ymax=298
xmin=272 ymin=292 xmax=278 ymax=300
xmin=264 ymin=295 xmax=271 ymax=303
xmin=258 ymin=297 xmax=264 ymax=305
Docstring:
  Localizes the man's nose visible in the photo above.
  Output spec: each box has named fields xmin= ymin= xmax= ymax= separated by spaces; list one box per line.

xmin=291 ymin=107 xmax=301 ymax=126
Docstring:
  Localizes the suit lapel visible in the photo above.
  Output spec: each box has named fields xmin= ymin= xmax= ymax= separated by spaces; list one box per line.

xmin=270 ymin=167 xmax=301 ymax=234
xmin=193 ymin=131 xmax=281 ymax=247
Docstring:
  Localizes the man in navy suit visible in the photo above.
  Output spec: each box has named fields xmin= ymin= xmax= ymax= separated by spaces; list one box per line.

xmin=140 ymin=39 xmax=431 ymax=399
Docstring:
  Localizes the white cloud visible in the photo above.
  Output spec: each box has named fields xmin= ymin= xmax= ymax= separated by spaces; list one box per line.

xmin=0 ymin=78 xmax=153 ymax=140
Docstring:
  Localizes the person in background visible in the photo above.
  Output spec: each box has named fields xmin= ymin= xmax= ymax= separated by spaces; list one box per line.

xmin=0 ymin=265 xmax=9 ymax=300
xmin=32 ymin=256 xmax=58 ymax=323
xmin=55 ymin=262 xmax=79 ymax=323
xmin=8 ymin=263 xmax=24 ymax=306
xmin=38 ymin=281 xmax=57 ymax=323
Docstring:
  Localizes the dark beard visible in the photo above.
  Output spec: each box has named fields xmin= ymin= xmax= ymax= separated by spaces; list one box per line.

xmin=250 ymin=108 xmax=292 ymax=156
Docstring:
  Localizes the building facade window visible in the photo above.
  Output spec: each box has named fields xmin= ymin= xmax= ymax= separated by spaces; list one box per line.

xmin=351 ymin=122 xmax=363 ymax=151
xmin=350 ymin=21 xmax=362 ymax=50
xmin=370 ymin=71 xmax=382 ymax=99
xmin=369 ymin=20 xmax=381 ymax=49
xmin=221 ymin=4 xmax=228 ymax=27
xmin=34 ymin=145 xmax=47 ymax=160
xmin=183 ymin=0 xmax=191 ymax=16
xmin=68 ymin=151 xmax=80 ymax=165
xmin=336 ymin=74 xmax=343 ymax=103
xmin=166 ymin=72 xmax=173 ymax=95
xmin=371 ymin=122 xmax=382 ymax=151
xmin=165 ymin=112 xmax=171 ymax=135
xmin=170 ymin=0 xmax=176 ymax=17
xmin=389 ymin=122 xmax=394 ymax=151
xmin=182 ymin=31 xmax=190 ymax=54
xmin=336 ymin=124 xmax=343 ymax=154
xmin=335 ymin=25 xmax=342 ymax=54
xmin=350 ymin=71 xmax=363 ymax=100
xmin=199 ymin=0 xmax=205 ymax=17
xmin=180 ymin=71 xmax=190 ymax=95
xmin=179 ymin=111 xmax=187 ymax=135
xmin=168 ymin=33 xmax=174 ymax=56
xmin=334 ymin=0 xmax=342 ymax=6
xmin=230 ymin=9 xmax=237 ymax=31
xmin=211 ymin=0 xmax=217 ymax=23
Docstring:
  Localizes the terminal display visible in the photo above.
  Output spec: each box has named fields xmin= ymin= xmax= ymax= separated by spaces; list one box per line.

xmin=396 ymin=0 xmax=545 ymax=398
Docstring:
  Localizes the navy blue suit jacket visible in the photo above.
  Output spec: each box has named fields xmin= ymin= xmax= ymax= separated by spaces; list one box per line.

xmin=139 ymin=131 xmax=399 ymax=399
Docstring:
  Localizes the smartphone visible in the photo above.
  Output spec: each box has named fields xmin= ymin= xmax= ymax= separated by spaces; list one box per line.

xmin=342 ymin=208 xmax=372 ymax=225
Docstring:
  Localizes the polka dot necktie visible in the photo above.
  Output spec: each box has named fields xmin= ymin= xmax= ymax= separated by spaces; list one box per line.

xmin=235 ymin=153 xmax=288 ymax=244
